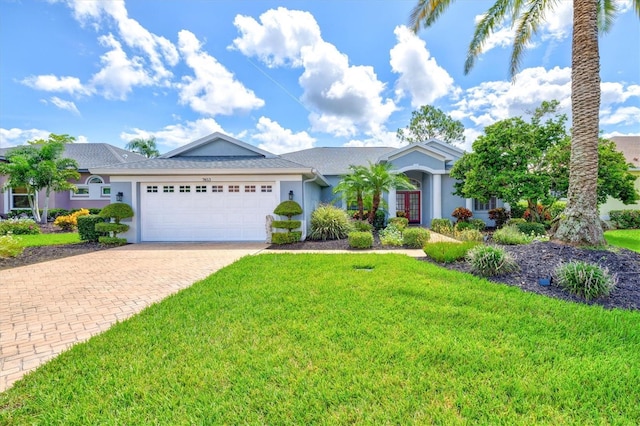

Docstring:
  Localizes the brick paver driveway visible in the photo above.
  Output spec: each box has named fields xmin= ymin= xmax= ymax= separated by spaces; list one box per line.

xmin=0 ymin=243 xmax=267 ymax=393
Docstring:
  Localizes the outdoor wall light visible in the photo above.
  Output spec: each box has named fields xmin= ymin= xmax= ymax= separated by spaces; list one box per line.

xmin=116 ymin=192 xmax=124 ymax=202
xmin=288 ymin=190 xmax=294 ymax=200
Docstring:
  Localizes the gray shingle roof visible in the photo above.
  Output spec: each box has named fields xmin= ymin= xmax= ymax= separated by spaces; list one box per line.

xmin=281 ymin=147 xmax=395 ymax=176
xmin=91 ymin=156 xmax=312 ymax=170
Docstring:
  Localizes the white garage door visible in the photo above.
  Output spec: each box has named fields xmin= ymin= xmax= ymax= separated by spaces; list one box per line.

xmin=140 ymin=182 xmax=278 ymax=241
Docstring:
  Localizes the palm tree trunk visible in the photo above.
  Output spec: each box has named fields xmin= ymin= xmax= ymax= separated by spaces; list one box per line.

xmin=553 ymin=0 xmax=605 ymax=245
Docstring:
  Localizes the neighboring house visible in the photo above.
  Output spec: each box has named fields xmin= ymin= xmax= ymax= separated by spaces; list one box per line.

xmin=90 ymin=132 xmax=502 ymax=243
xmin=0 ymin=144 xmax=146 ymax=216
xmin=600 ymin=135 xmax=640 ymax=219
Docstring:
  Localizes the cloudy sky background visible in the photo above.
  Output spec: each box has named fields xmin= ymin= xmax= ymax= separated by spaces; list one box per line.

xmin=0 ymin=0 xmax=638 ymax=153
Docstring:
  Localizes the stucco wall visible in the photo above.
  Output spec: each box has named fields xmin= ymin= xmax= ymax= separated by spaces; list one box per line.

xmin=599 ymin=171 xmax=640 ymax=219
xmin=390 ymin=151 xmax=446 ymax=172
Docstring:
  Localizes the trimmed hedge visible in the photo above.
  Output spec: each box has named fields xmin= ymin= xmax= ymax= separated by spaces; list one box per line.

xmin=95 ymin=222 xmax=129 ymax=235
xmin=0 ymin=218 xmax=41 ymax=235
xmin=272 ymin=220 xmax=302 ymax=231
xmin=78 ymin=215 xmax=107 ymax=242
xmin=271 ymin=231 xmax=302 ymax=245
xmin=348 ymin=231 xmax=373 ymax=249
xmin=274 ymin=201 xmax=303 ymax=219
xmin=610 ymin=210 xmax=640 ymax=229
xmin=403 ymin=227 xmax=430 ymax=248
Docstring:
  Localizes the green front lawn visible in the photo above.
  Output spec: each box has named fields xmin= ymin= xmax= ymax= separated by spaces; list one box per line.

xmin=16 ymin=232 xmax=80 ymax=247
xmin=605 ymin=229 xmax=640 ymax=253
xmin=1 ymin=254 xmax=639 ymax=424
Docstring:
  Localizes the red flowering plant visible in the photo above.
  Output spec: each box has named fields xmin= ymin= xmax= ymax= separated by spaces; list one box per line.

xmin=451 ymin=207 xmax=473 ymax=223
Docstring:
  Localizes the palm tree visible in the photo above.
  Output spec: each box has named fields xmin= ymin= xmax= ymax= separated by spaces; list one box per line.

xmin=333 ymin=165 xmax=369 ymax=220
xmin=125 ymin=136 xmax=160 ymax=158
xmin=362 ymin=162 xmax=415 ymax=224
xmin=410 ymin=0 xmax=638 ymax=245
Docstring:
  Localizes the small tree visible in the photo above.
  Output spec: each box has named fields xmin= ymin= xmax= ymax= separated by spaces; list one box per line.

xmin=125 ymin=136 xmax=160 ymax=158
xmin=333 ymin=165 xmax=368 ymax=220
xmin=95 ymin=203 xmax=134 ymax=245
xmin=362 ymin=162 xmax=415 ymax=224
xmin=271 ymin=200 xmax=303 ymax=244
xmin=397 ymin=105 xmax=465 ymax=145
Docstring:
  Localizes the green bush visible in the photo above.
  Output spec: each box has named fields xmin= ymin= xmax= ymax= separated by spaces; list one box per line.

xmin=388 ymin=217 xmax=409 ymax=230
xmin=554 ymin=261 xmax=617 ymax=300
xmin=88 ymin=208 xmax=102 ymax=215
xmin=98 ymin=236 xmax=128 ymax=245
xmin=99 ymin=203 xmax=134 ymax=224
xmin=509 ymin=202 xmax=527 ymax=219
xmin=470 ymin=219 xmax=487 ymax=231
xmin=272 ymin=220 xmax=302 ymax=231
xmin=348 ymin=231 xmax=373 ymax=249
xmin=547 ymin=201 xmax=566 ymax=219
xmin=451 ymin=206 xmax=473 ymax=222
xmin=352 ymin=220 xmax=373 ymax=232
xmin=273 ymin=200 xmax=303 ymax=219
xmin=609 ymin=210 xmax=640 ymax=229
xmin=379 ymin=224 xmax=403 ymax=246
xmin=47 ymin=208 xmax=70 ymax=220
xmin=309 ymin=205 xmax=353 ymax=241
xmin=0 ymin=218 xmax=41 ymax=235
xmin=271 ymin=231 xmax=303 ymax=245
xmin=492 ymin=225 xmax=532 ymax=245
xmin=372 ymin=210 xmax=386 ymax=230
xmin=506 ymin=218 xmax=526 ymax=226
xmin=456 ymin=229 xmax=484 ymax=242
xmin=454 ymin=221 xmax=475 ymax=232
xmin=488 ymin=207 xmax=510 ymax=228
xmin=95 ymin=222 xmax=130 ymax=235
xmin=466 ymin=245 xmax=518 ymax=276
xmin=0 ymin=234 xmax=24 ymax=258
xmin=423 ymin=241 xmax=479 ymax=263
xmin=77 ymin=215 xmax=107 ymax=242
xmin=402 ymin=227 xmax=430 ymax=248
xmin=516 ymin=222 xmax=546 ymax=237
xmin=431 ymin=218 xmax=453 ymax=235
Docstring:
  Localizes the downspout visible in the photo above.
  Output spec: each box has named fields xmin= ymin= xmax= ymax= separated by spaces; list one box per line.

xmin=301 ymin=169 xmax=320 ymax=240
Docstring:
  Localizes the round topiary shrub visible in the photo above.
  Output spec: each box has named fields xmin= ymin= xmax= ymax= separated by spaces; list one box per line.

xmin=388 ymin=217 xmax=409 ymax=231
xmin=403 ymin=227 xmax=430 ymax=248
xmin=554 ymin=261 xmax=617 ymax=300
xmin=273 ymin=200 xmax=303 ymax=219
xmin=309 ymin=204 xmax=353 ymax=241
xmin=466 ymin=245 xmax=518 ymax=276
xmin=348 ymin=231 xmax=373 ymax=249
xmin=99 ymin=202 xmax=134 ymax=224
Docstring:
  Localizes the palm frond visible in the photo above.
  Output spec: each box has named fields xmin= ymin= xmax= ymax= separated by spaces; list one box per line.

xmin=410 ymin=0 xmax=455 ymax=32
xmin=464 ymin=0 xmax=514 ymax=74
xmin=510 ymin=0 xmax=550 ymax=78
xmin=597 ymin=0 xmax=617 ymax=33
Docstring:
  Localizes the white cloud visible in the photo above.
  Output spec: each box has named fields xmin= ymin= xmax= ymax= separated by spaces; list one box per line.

xmin=177 ymin=30 xmax=265 ymax=116
xmin=0 ymin=128 xmax=51 ymax=147
xmin=231 ymin=7 xmax=321 ymax=68
xmin=344 ymin=130 xmax=403 ymax=148
xmin=21 ymin=74 xmax=91 ymax=96
xmin=120 ymin=118 xmax=225 ymax=150
xmin=252 ymin=117 xmax=315 ymax=154
xmin=48 ymin=97 xmax=81 ymax=115
xmin=232 ymin=7 xmax=396 ymax=137
xmin=600 ymin=106 xmax=640 ymax=126
xmin=390 ymin=25 xmax=456 ymax=107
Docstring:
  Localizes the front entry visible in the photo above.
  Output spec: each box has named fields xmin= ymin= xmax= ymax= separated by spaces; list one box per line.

xmin=396 ymin=191 xmax=421 ymax=224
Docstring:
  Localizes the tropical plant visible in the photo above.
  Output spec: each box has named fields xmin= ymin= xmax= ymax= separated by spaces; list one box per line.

xmin=430 ymin=218 xmax=453 ymax=235
xmin=410 ymin=0 xmax=639 ymax=245
xmin=362 ymin=162 xmax=415 ymax=224
xmin=493 ymin=225 xmax=533 ymax=245
xmin=554 ymin=261 xmax=617 ymax=300
xmin=466 ymin=245 xmax=519 ymax=277
xmin=333 ymin=165 xmax=369 ymax=220
xmin=396 ymin=105 xmax=465 ymax=144
xmin=309 ymin=204 xmax=353 ymax=241
xmin=379 ymin=224 xmax=404 ymax=246
xmin=125 ymin=136 xmax=160 ymax=158
xmin=0 ymin=134 xmax=79 ymax=223
xmin=451 ymin=207 xmax=473 ymax=223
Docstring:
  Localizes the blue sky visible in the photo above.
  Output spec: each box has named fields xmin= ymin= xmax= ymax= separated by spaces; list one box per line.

xmin=1 ymin=0 xmax=638 ymax=154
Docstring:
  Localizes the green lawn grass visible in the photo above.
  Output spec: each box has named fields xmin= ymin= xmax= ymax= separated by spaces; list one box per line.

xmin=605 ymin=229 xmax=640 ymax=253
xmin=1 ymin=254 xmax=639 ymax=424
xmin=16 ymin=232 xmax=80 ymax=247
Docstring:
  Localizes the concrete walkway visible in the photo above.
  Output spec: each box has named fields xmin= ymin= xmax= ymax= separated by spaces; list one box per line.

xmin=0 ymin=243 xmax=267 ymax=393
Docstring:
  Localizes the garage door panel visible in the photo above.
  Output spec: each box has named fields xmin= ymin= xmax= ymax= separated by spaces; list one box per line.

xmin=141 ymin=182 xmax=277 ymax=242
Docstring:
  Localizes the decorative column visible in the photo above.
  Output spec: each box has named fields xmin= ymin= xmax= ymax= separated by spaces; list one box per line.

xmin=388 ymin=187 xmax=396 ymax=218
xmin=433 ymin=174 xmax=442 ymax=219
xmin=466 ymin=198 xmax=473 ymax=211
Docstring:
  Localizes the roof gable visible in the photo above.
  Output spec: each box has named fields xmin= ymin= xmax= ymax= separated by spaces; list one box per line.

xmin=379 ymin=139 xmax=462 ymax=163
xmin=161 ymin=132 xmax=276 ymax=159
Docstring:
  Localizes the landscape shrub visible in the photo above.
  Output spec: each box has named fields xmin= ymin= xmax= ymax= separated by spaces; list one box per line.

xmin=470 ymin=219 xmax=487 ymax=231
xmin=99 ymin=203 xmax=134 ymax=224
xmin=88 ymin=208 xmax=102 ymax=215
xmin=352 ymin=220 xmax=373 ymax=232
xmin=506 ymin=218 xmax=526 ymax=226
xmin=452 ymin=207 xmax=473 ymax=223
xmin=516 ymin=222 xmax=546 ymax=237
xmin=547 ymin=201 xmax=566 ymax=219
xmin=466 ymin=245 xmax=518 ymax=276
xmin=455 ymin=229 xmax=484 ymax=242
xmin=609 ymin=210 xmax=640 ymax=229
xmin=271 ymin=231 xmax=303 ymax=245
xmin=431 ymin=218 xmax=453 ymax=235
xmin=348 ymin=231 xmax=373 ymax=249
xmin=492 ymin=225 xmax=532 ymax=245
xmin=454 ymin=221 xmax=475 ymax=232
xmin=402 ymin=227 xmax=430 ymax=248
xmin=53 ymin=208 xmax=90 ymax=231
xmin=97 ymin=236 xmax=128 ymax=246
xmin=77 ymin=215 xmax=107 ymax=242
xmin=97 ymin=203 xmax=134 ymax=244
xmin=488 ymin=207 xmax=510 ymax=228
xmin=47 ymin=209 xmax=70 ymax=221
xmin=0 ymin=234 xmax=24 ymax=258
xmin=423 ymin=241 xmax=479 ymax=263
xmin=0 ymin=218 xmax=41 ymax=235
xmin=309 ymin=205 xmax=353 ymax=241
xmin=272 ymin=220 xmax=302 ymax=231
xmin=273 ymin=200 xmax=303 ymax=219
xmin=372 ymin=210 xmax=386 ymax=230
xmin=379 ymin=224 xmax=403 ymax=246
xmin=509 ymin=202 xmax=527 ymax=219
xmin=523 ymin=204 xmax=551 ymax=222
xmin=554 ymin=261 xmax=617 ymax=300
xmin=388 ymin=217 xmax=409 ymax=231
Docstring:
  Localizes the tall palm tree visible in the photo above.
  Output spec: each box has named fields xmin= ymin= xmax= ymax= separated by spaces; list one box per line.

xmin=362 ymin=162 xmax=415 ymax=224
xmin=410 ymin=0 xmax=638 ymax=245
xmin=125 ymin=136 xmax=160 ymax=158
xmin=333 ymin=165 xmax=369 ymax=220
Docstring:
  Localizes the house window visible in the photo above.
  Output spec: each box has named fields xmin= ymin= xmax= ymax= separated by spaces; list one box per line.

xmin=101 ymin=186 xmax=111 ymax=197
xmin=195 ymin=185 xmax=207 ymax=193
xmin=212 ymin=185 xmax=224 ymax=193
xmin=87 ymin=176 xmax=104 ymax=185
xmin=146 ymin=185 xmax=158 ymax=193
xmin=244 ymin=185 xmax=256 ymax=193
xmin=261 ymin=185 xmax=273 ymax=193
xmin=72 ymin=187 xmax=90 ymax=197
xmin=228 ymin=185 xmax=239 ymax=193
xmin=474 ymin=197 xmax=497 ymax=211
xmin=71 ymin=175 xmax=109 ymax=200
xmin=408 ymin=178 xmax=421 ymax=189
xmin=163 ymin=185 xmax=174 ymax=193
xmin=179 ymin=185 xmax=191 ymax=193
xmin=10 ymin=187 xmax=31 ymax=209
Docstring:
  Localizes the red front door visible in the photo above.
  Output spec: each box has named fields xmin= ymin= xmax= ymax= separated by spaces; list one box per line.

xmin=396 ymin=191 xmax=421 ymax=223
